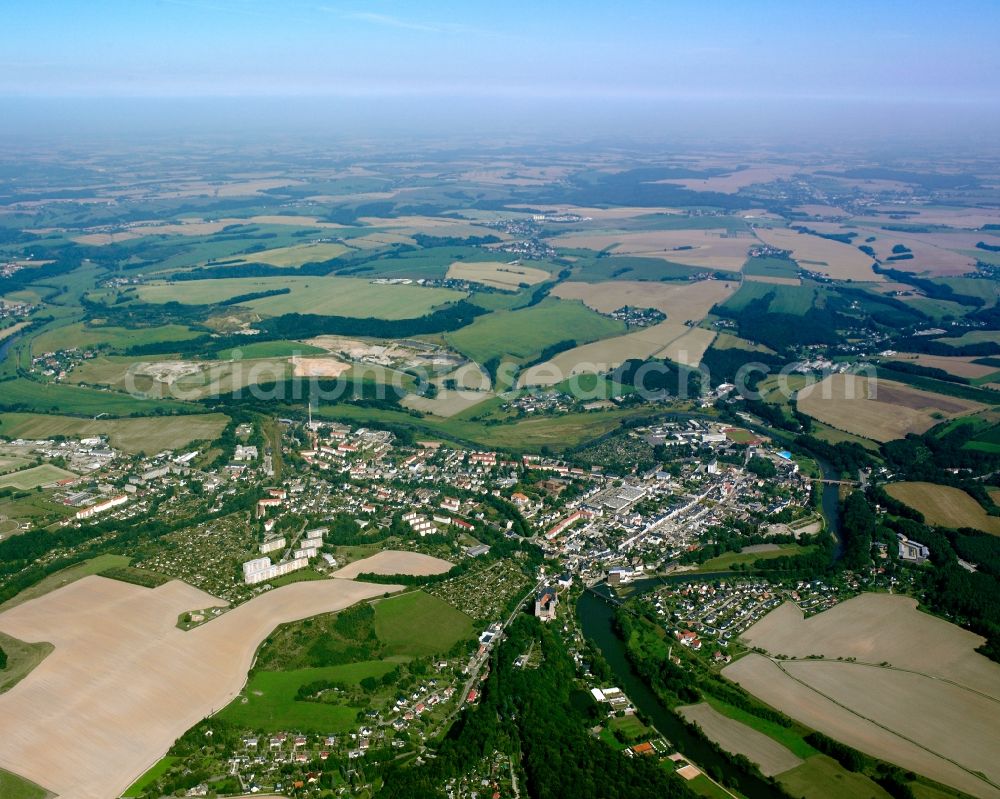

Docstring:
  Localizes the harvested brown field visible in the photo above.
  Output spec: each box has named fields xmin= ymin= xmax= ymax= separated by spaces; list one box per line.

xmin=0 ymin=572 xmax=404 ymax=799
xmin=72 ymin=210 xmax=337 ymax=245
xmin=550 ymin=229 xmax=751 ymax=271
xmin=458 ymin=165 xmax=574 ymax=186
xmin=520 ymin=279 xmax=736 ymax=383
xmin=0 ymin=412 xmax=229 ymax=454
xmin=553 ymin=278 xmax=737 ymax=319
xmin=713 ymin=332 xmax=775 ymax=353
xmin=446 ymin=261 xmax=551 ymax=289
xmin=726 ymin=656 xmax=998 ymax=799
xmin=401 ymin=390 xmax=493 ymax=417
xmin=506 ymin=205 xmax=683 ymax=221
xmin=658 ymin=326 xmax=717 ymax=366
xmin=725 ymin=594 xmax=1000 ymax=798
xmin=888 ymin=353 xmax=1000 ymax=380
xmin=356 ymin=215 xmax=507 ymax=240
xmin=520 ymin=321 xmax=683 ymax=385
xmin=332 ymin=549 xmax=454 ymax=578
xmin=290 ymin=356 xmax=351 ymax=379
xmin=739 ymin=594 xmax=1000 ymax=693
xmin=865 ymin=207 xmax=1000 ymax=229
xmin=678 ymin=703 xmax=803 ymax=776
xmin=885 ymin=482 xmax=1000 ymax=535
xmin=0 ymin=321 xmax=29 ymax=342
xmin=753 ymin=226 xmax=879 ymax=282
xmin=796 ymin=373 xmax=984 ymax=442
xmin=347 ymin=231 xmax=418 ymax=249
xmin=237 ymin=242 xmax=350 ymax=267
xmin=793 ymin=204 xmax=850 ymax=218
xmin=655 ymin=164 xmax=801 ymax=193
xmin=244 ymin=214 xmax=348 ymax=229
xmin=811 ymin=223 xmax=979 ymax=277
xmin=71 ymin=218 xmax=247 ymax=245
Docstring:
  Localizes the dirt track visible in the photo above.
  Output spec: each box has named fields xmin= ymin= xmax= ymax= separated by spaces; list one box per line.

xmin=0 ymin=567 xmax=407 ymax=798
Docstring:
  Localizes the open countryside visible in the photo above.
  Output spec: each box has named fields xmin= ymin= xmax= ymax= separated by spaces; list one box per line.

xmin=1 ymin=15 xmax=1000 ymax=799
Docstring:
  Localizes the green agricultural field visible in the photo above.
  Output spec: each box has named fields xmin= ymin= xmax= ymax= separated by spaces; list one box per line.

xmin=0 ymin=378 xmax=194 ymax=416
xmin=685 ymin=774 xmax=734 ymax=799
xmin=937 ymin=276 xmax=1000 ymax=307
xmin=0 ymin=464 xmax=77 ymax=490
xmin=810 ymin=421 xmax=882 ymax=452
xmin=965 ymin=248 xmax=1000 ymax=267
xmin=690 ymin=544 xmax=815 ymax=573
xmin=607 ymin=713 xmax=652 ymax=741
xmin=444 ymin=297 xmax=624 ymax=365
xmin=778 ymin=755 xmax=892 ymax=799
xmin=702 ymin=696 xmax=817 ymax=759
xmin=552 ymin=372 xmax=632 ymax=400
xmin=360 ymin=245 xmax=504 ymax=280
xmin=0 ymin=631 xmax=54 ymax=695
xmin=217 ymin=661 xmax=397 ymax=732
xmin=30 ymin=322 xmax=201 ymax=355
xmin=373 ymin=590 xmax=475 ymax=657
xmin=570 ymin=255 xmax=703 ymax=283
xmin=314 ymin=402 xmax=648 ymax=452
xmin=910 ymin=781 xmax=977 ymax=799
xmin=904 ymin=297 xmax=969 ymax=323
xmin=215 ymin=339 xmax=326 ymax=359
xmin=623 ymin=214 xmax=750 ymax=233
xmin=0 ymin=412 xmax=229 ymax=453
xmin=121 ymin=757 xmax=179 ymax=798
xmin=0 ymin=492 xmax=74 ymax=531
xmin=237 ymin=241 xmax=351 ymax=266
xmin=0 ymin=767 xmax=50 ymax=799
xmin=112 ymin=225 xmax=329 ymax=274
xmin=721 ymin=281 xmax=818 ymax=315
xmin=937 ymin=329 xmax=1000 ymax=347
xmin=0 ymin=455 xmax=31 ymax=475
xmin=742 ymin=255 xmax=800 ymax=279
xmin=133 ymin=276 xmax=466 ymax=319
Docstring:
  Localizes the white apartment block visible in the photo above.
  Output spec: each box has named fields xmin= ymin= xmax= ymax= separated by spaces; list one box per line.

xmin=75 ymin=494 xmax=128 ymax=520
xmin=260 ymin=537 xmax=286 ymax=555
xmin=242 ymin=556 xmax=308 ymax=585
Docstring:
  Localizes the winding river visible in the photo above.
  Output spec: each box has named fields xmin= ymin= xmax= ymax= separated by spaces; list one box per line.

xmin=574 ymin=452 xmax=843 ymax=797
xmin=577 ymin=586 xmax=781 ymax=798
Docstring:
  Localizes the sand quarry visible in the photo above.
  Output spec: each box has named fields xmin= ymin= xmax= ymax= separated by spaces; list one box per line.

xmin=0 ymin=550 xmax=452 ymax=799
xmin=724 ymin=594 xmax=1000 ymax=798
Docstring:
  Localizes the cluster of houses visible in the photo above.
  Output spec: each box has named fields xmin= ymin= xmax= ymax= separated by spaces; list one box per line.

xmin=532 ymin=421 xmax=812 ymax=586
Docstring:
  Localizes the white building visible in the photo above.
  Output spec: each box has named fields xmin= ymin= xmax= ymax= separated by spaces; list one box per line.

xmin=260 ymin=537 xmax=286 ymax=555
xmin=75 ymin=494 xmax=128 ymax=520
xmin=242 ymin=556 xmax=308 ymax=585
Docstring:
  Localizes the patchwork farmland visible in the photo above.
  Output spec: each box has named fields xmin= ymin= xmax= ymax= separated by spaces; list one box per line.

xmin=724 ymin=594 xmax=1000 ymax=798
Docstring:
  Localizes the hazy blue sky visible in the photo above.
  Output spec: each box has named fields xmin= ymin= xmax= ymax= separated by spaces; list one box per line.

xmin=3 ymin=0 xmax=999 ymax=102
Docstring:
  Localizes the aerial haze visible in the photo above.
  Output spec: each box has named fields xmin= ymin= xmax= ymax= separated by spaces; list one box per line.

xmin=1 ymin=3 xmax=999 ymax=799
